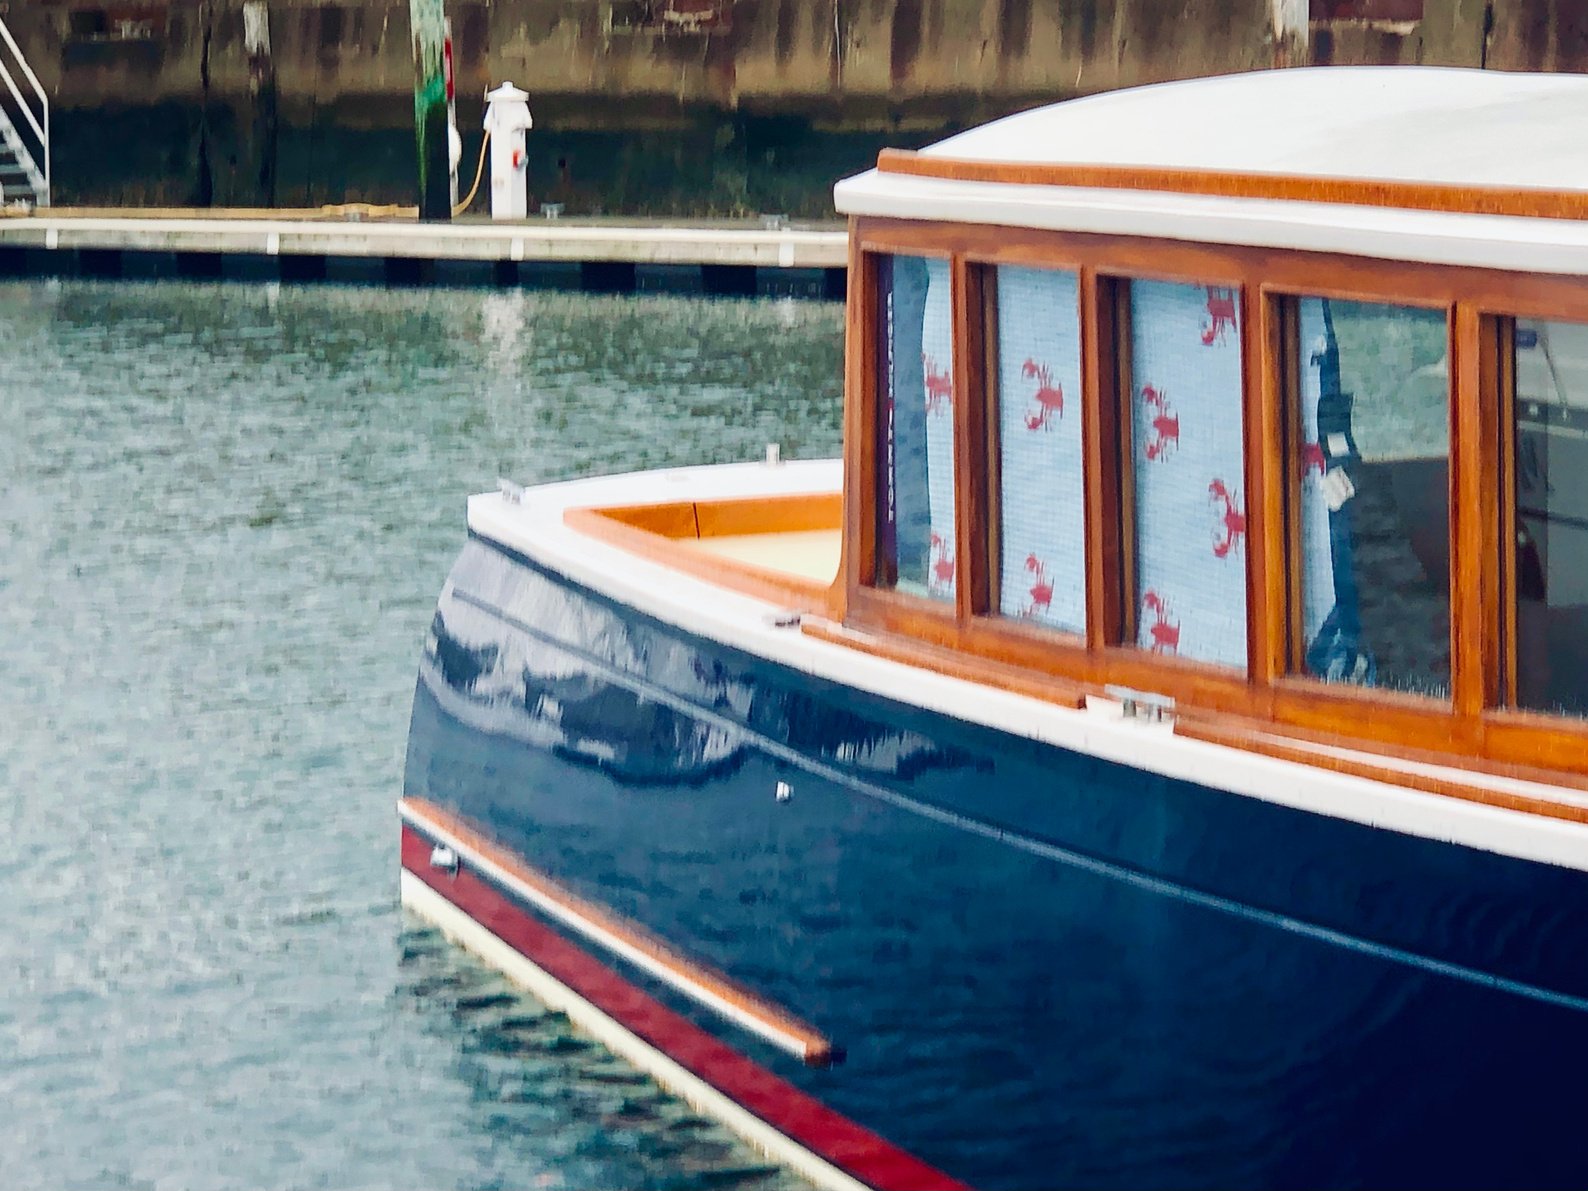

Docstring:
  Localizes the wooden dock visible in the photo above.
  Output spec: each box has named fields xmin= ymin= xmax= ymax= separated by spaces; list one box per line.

xmin=0 ymin=208 xmax=849 ymax=298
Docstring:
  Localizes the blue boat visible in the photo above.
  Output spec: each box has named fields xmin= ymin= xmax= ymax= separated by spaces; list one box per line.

xmin=404 ymin=68 xmax=1588 ymax=1189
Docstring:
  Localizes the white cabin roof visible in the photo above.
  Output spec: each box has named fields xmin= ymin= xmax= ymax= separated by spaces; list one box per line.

xmin=921 ymin=68 xmax=1588 ymax=189
xmin=834 ymin=68 xmax=1588 ymax=275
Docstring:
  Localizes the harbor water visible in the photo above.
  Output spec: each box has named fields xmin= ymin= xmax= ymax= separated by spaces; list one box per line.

xmin=0 ymin=278 xmax=842 ymax=1189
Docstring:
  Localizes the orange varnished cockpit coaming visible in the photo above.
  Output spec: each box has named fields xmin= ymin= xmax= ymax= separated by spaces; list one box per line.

xmin=562 ymin=492 xmax=844 ymax=617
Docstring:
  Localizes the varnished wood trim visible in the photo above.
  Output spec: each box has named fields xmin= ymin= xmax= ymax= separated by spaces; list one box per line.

xmin=1239 ymin=282 xmax=1274 ymax=684
xmin=951 ymin=255 xmax=987 ymax=622
xmin=1108 ymin=278 xmax=1137 ymax=645
xmin=978 ymin=265 xmax=1004 ymax=617
xmin=1270 ymin=672 xmax=1468 ymax=741
xmin=875 ymin=148 xmax=1588 ymax=223
xmin=801 ymin=615 xmax=1087 ymax=709
xmin=844 ymin=234 xmax=875 ymax=600
xmin=1265 ymin=292 xmax=1303 ymax=677
xmin=562 ymin=505 xmax=838 ymax=616
xmin=1176 ymin=718 xmax=1588 ymax=824
xmin=843 ymin=584 xmax=962 ymax=651
xmin=1191 ymin=706 xmax=1588 ymax=792
xmin=589 ymin=494 xmax=843 ymax=540
xmin=1079 ymin=267 xmax=1115 ymax=649
xmin=1483 ymin=709 xmax=1588 ymax=774
xmin=1450 ymin=303 xmax=1486 ymax=718
xmin=851 ymin=218 xmax=1588 ymax=320
xmin=1492 ymin=315 xmax=1518 ymax=707
xmin=402 ymin=797 xmax=839 ymax=1065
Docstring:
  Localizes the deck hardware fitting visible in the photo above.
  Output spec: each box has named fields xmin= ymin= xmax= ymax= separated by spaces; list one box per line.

xmin=1105 ymin=685 xmax=1175 ymax=724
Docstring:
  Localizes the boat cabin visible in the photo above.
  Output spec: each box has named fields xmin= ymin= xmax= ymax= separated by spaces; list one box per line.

xmin=819 ymin=66 xmax=1588 ymax=781
xmin=580 ymin=67 xmax=1588 ymax=784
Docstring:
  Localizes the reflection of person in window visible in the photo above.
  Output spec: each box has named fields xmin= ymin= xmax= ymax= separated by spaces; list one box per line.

xmin=1305 ymin=299 xmax=1376 ymax=687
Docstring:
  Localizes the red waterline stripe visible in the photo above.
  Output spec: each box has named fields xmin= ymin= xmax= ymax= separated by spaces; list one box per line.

xmin=401 ymin=824 xmax=968 ymax=1191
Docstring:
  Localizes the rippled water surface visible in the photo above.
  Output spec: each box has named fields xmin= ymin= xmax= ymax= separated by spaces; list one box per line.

xmin=0 ymin=279 xmax=843 ymax=1189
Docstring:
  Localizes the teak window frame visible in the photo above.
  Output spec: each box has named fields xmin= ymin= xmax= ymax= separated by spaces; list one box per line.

xmin=1262 ymin=284 xmax=1459 ymax=705
xmin=1103 ymin=268 xmax=1254 ymax=671
xmin=853 ymin=237 xmax=962 ymax=639
xmin=971 ymin=251 xmax=1090 ymax=643
xmin=841 ymin=215 xmax=1588 ymax=776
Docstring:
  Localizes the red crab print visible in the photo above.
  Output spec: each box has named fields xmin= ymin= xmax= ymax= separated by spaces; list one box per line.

xmin=1021 ymin=359 xmax=1065 ymax=430
xmin=923 ymin=354 xmax=953 ymax=416
xmin=1141 ymin=385 xmax=1180 ymax=462
xmin=1024 ymin=554 xmax=1054 ymax=618
xmin=1141 ymin=589 xmax=1181 ymax=654
xmin=929 ymin=531 xmax=956 ymax=592
xmin=1208 ymin=478 xmax=1247 ymax=559
xmin=1201 ymin=286 xmax=1238 ymax=346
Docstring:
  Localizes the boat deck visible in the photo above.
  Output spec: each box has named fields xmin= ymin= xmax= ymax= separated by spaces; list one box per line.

xmin=677 ymin=528 xmax=840 ymax=582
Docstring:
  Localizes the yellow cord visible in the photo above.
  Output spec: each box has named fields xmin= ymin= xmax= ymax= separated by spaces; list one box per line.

xmin=452 ymin=129 xmax=491 ymax=217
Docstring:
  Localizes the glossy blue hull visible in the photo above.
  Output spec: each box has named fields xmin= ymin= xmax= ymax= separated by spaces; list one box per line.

xmin=404 ymin=535 xmax=1588 ymax=1190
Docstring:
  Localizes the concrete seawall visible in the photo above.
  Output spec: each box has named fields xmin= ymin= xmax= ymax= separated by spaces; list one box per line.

xmin=11 ymin=1 xmax=1582 ymax=212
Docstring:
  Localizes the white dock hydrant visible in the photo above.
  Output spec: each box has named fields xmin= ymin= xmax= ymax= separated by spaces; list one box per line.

xmin=483 ymin=82 xmax=534 ymax=221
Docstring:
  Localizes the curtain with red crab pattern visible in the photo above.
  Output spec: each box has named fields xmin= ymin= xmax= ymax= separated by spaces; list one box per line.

xmin=877 ymin=254 xmax=954 ymax=601
xmin=994 ymin=266 xmax=1086 ymax=635
xmin=920 ymin=258 xmax=957 ymax=601
xmin=1129 ymin=279 xmax=1248 ymax=669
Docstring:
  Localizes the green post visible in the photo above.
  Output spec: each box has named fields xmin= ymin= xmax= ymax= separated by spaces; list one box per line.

xmin=409 ymin=0 xmax=451 ymax=220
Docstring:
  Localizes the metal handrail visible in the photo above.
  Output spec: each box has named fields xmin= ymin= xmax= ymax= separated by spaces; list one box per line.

xmin=0 ymin=60 xmax=43 ymax=146
xmin=0 ymin=15 xmax=48 ymax=204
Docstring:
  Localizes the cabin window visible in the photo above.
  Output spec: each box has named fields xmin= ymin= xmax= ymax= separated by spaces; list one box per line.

xmin=990 ymin=266 xmax=1085 ymax=634
xmin=1510 ymin=318 xmax=1588 ymax=718
xmin=1287 ymin=297 xmax=1450 ymax=698
xmin=874 ymin=253 xmax=956 ymax=601
xmin=1123 ymin=279 xmax=1247 ymax=669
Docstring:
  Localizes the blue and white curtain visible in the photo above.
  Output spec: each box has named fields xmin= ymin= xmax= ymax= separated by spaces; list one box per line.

xmin=921 ymin=258 xmax=957 ymax=600
xmin=1129 ymin=280 xmax=1248 ymax=668
xmin=880 ymin=254 xmax=955 ymax=600
xmin=995 ymin=266 xmax=1086 ymax=634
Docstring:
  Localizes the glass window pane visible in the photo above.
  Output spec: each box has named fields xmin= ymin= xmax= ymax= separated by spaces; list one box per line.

xmin=1513 ymin=318 xmax=1588 ymax=717
xmin=995 ymin=266 xmax=1085 ymax=634
xmin=874 ymin=254 xmax=955 ymax=602
xmin=1129 ymin=280 xmax=1247 ymax=669
xmin=1293 ymin=298 xmax=1449 ymax=697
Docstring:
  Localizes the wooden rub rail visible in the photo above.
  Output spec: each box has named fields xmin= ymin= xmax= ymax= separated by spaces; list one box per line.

xmin=400 ymin=796 xmax=841 ymax=1067
xmin=1175 ymin=718 xmax=1588 ymax=825
xmin=876 ymin=148 xmax=1588 ymax=222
